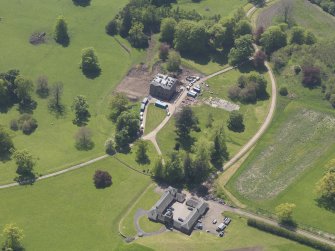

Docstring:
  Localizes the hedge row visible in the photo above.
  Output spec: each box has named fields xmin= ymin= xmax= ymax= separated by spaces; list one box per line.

xmin=247 ymin=218 xmax=335 ymax=251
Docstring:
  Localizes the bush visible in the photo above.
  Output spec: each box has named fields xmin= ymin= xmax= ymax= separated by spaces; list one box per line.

xmin=105 ymin=138 xmax=116 ymax=155
xmin=166 ymin=51 xmax=181 ymax=72
xmin=247 ymin=219 xmax=335 ymax=251
xmin=302 ymin=66 xmax=321 ymax=88
xmin=279 ymin=86 xmax=288 ymax=96
xmin=294 ymin=65 xmax=301 ymax=75
xmin=36 ymin=75 xmax=49 ymax=98
xmin=18 ymin=114 xmax=38 ymax=135
xmin=81 ymin=47 xmax=101 ymax=78
xmin=10 ymin=119 xmax=19 ymax=131
xmin=93 ymin=170 xmax=112 ymax=189
xmin=105 ymin=19 xmax=118 ymax=36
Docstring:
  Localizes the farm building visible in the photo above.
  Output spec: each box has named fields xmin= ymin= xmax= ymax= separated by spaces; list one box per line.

xmin=148 ymin=187 xmax=209 ymax=235
xmin=150 ymin=74 xmax=178 ymax=100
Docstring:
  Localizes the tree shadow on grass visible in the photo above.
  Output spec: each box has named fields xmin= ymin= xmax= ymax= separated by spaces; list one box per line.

xmin=48 ymin=104 xmax=66 ymax=118
xmin=316 ymin=197 xmax=335 ymax=212
xmin=175 ymin=134 xmax=196 ymax=152
xmin=180 ymin=47 xmax=229 ymax=68
xmin=72 ymin=0 xmax=91 ymax=7
xmin=75 ymin=141 xmax=95 ymax=151
xmin=82 ymin=68 xmax=101 ymax=79
xmin=279 ymin=220 xmax=298 ymax=230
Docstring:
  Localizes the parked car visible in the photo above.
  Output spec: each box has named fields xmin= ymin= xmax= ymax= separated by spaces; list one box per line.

xmin=187 ymin=207 xmax=193 ymax=211
xmin=178 ymin=217 xmax=184 ymax=222
xmin=219 ymin=232 xmax=224 ymax=237
xmin=216 ymin=223 xmax=226 ymax=232
xmin=224 ymin=218 xmax=231 ymax=225
xmin=212 ymin=219 xmax=217 ymax=224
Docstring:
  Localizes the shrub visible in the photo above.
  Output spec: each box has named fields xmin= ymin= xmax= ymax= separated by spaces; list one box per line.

xmin=105 ymin=19 xmax=118 ymax=36
xmin=81 ymin=47 xmax=101 ymax=77
xmin=36 ymin=75 xmax=49 ymax=98
xmin=302 ymin=66 xmax=321 ymax=88
xmin=93 ymin=170 xmax=112 ymax=189
xmin=294 ymin=65 xmax=301 ymax=75
xmin=18 ymin=114 xmax=38 ymax=134
xmin=10 ymin=119 xmax=19 ymax=131
xmin=279 ymin=86 xmax=288 ymax=96
xmin=159 ymin=43 xmax=170 ymax=61
xmin=247 ymin=219 xmax=335 ymax=251
xmin=105 ymin=138 xmax=116 ymax=155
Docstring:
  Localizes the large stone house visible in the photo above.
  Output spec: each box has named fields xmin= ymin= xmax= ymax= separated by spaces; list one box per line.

xmin=149 ymin=74 xmax=178 ymax=100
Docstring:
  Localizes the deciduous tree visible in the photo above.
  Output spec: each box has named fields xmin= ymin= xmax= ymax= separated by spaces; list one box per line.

xmin=275 ymin=203 xmax=296 ymax=224
xmin=160 ymin=17 xmax=177 ymax=44
xmin=93 ymin=170 xmax=112 ymax=189
xmin=227 ymin=111 xmax=245 ymax=132
xmin=72 ymin=95 xmax=90 ymax=125
xmin=81 ymin=47 xmax=101 ymax=77
xmin=135 ymin=140 xmax=150 ymax=165
xmin=2 ymin=223 xmax=24 ymax=251
xmin=54 ymin=16 xmax=69 ymax=46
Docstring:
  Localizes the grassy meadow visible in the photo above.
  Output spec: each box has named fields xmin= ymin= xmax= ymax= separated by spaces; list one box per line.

xmin=0 ymin=157 xmax=152 ymax=251
xmin=144 ymin=104 xmax=167 ymax=135
xmin=136 ymin=211 xmax=315 ymax=251
xmin=0 ymin=0 xmax=144 ymax=184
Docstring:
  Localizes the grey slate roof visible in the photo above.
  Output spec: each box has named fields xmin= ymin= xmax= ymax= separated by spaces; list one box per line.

xmin=151 ymin=74 xmax=177 ymax=90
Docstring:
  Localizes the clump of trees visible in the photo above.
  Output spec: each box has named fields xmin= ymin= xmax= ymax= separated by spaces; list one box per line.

xmin=80 ymin=47 xmax=101 ymax=78
xmin=15 ymin=113 xmax=38 ymax=135
xmin=228 ymin=73 xmax=268 ymax=103
xmin=289 ymin=26 xmax=316 ymax=45
xmin=308 ymin=0 xmax=335 ymax=16
xmin=93 ymin=170 xmax=112 ymax=188
xmin=260 ymin=25 xmax=287 ymax=54
xmin=109 ymin=93 xmax=140 ymax=152
xmin=13 ymin=150 xmax=36 ymax=184
xmin=315 ymin=168 xmax=335 ymax=211
xmin=2 ymin=223 xmax=24 ymax=251
xmin=227 ymin=111 xmax=245 ymax=133
xmin=210 ymin=126 xmax=229 ymax=168
xmin=54 ymin=16 xmax=69 ymax=46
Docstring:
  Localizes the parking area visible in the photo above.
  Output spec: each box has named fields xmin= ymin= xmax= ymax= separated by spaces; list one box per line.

xmin=171 ymin=201 xmax=191 ymax=222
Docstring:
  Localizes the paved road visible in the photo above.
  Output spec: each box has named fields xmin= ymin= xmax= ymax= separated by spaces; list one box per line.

xmin=0 ymin=155 xmax=109 ymax=190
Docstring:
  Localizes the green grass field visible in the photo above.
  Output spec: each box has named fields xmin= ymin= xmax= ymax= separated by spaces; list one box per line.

xmin=136 ymin=212 xmax=314 ymax=251
xmin=0 ymin=0 xmax=146 ymax=185
xmin=227 ymin=102 xmax=335 ymax=234
xmin=144 ymin=104 xmax=167 ymax=135
xmin=0 ymin=157 xmax=152 ymax=251
xmin=120 ymin=185 xmax=162 ymax=237
xmin=157 ymin=64 xmax=270 ymax=157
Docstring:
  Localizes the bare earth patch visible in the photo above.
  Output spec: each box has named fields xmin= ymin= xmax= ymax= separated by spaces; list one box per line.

xmin=234 ymin=109 xmax=335 ymax=200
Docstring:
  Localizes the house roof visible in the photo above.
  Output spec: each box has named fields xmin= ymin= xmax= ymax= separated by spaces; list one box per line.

xmin=151 ymin=74 xmax=177 ymax=90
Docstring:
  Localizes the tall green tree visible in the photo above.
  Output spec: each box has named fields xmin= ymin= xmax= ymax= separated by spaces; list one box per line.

xmin=193 ymin=141 xmax=211 ymax=184
xmin=128 ymin=22 xmax=148 ymax=48
xmin=0 ymin=79 xmax=9 ymax=107
xmin=290 ymin=26 xmax=305 ymax=45
xmin=135 ymin=140 xmax=150 ymax=165
xmin=234 ymin=20 xmax=252 ymax=38
xmin=260 ymin=25 xmax=287 ymax=54
xmin=183 ymin=153 xmax=194 ymax=184
xmin=160 ymin=17 xmax=177 ymax=44
xmin=72 ymin=95 xmax=90 ymax=125
xmin=54 ymin=16 xmax=69 ymax=45
xmin=175 ymin=106 xmax=199 ymax=137
xmin=227 ymin=111 xmax=245 ymax=132
xmin=81 ymin=47 xmax=101 ymax=77
xmin=13 ymin=150 xmax=36 ymax=183
xmin=109 ymin=93 xmax=129 ymax=122
xmin=275 ymin=203 xmax=296 ymax=224
xmin=211 ymin=126 xmax=229 ymax=168
xmin=0 ymin=127 xmax=14 ymax=157
xmin=2 ymin=223 xmax=24 ymax=251
xmin=209 ymin=23 xmax=226 ymax=49
xmin=316 ymin=168 xmax=335 ymax=205
xmin=48 ymin=82 xmax=64 ymax=113
xmin=153 ymin=157 xmax=165 ymax=180
xmin=164 ymin=151 xmax=184 ymax=183
xmin=228 ymin=34 xmax=254 ymax=65
xmin=14 ymin=76 xmax=34 ymax=105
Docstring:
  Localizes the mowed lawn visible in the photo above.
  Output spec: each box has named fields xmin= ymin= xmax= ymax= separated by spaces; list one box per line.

xmin=0 ymin=157 xmax=153 ymax=251
xmin=0 ymin=0 xmax=144 ymax=184
xmin=227 ymin=102 xmax=335 ymax=233
xmin=157 ymin=65 xmax=270 ymax=157
xmin=144 ymin=104 xmax=167 ymax=135
xmin=136 ymin=212 xmax=314 ymax=251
